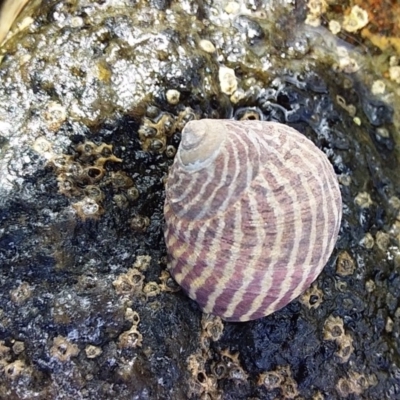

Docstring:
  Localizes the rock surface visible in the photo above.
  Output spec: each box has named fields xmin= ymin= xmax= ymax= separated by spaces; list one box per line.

xmin=0 ymin=1 xmax=399 ymax=399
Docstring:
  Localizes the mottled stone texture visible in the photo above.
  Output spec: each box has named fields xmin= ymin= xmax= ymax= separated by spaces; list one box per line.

xmin=0 ymin=0 xmax=399 ymax=399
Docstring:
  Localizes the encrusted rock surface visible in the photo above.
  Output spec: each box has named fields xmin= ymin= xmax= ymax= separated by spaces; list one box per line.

xmin=0 ymin=1 xmax=399 ymax=399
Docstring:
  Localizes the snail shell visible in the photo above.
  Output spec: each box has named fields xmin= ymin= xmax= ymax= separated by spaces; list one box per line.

xmin=164 ymin=119 xmax=342 ymax=322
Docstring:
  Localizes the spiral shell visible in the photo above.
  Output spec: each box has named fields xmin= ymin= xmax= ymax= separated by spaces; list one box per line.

xmin=164 ymin=119 xmax=342 ymax=322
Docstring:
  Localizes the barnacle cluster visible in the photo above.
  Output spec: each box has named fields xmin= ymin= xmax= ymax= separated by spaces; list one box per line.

xmin=118 ymin=309 xmax=142 ymax=349
xmin=258 ymin=365 xmax=299 ymax=399
xmin=334 ymin=46 xmax=360 ymax=74
xmin=187 ymin=315 xmax=224 ymax=399
xmin=50 ymin=141 xmax=122 ymax=196
xmin=43 ymin=139 xmax=128 ymax=220
xmin=141 ymin=262 xmax=180 ymax=297
xmin=187 ymin=352 xmax=219 ymax=399
xmin=306 ymin=2 xmax=369 ymax=34
xmin=0 ymin=340 xmax=31 ymax=381
xmin=187 ymin=315 xmax=247 ymax=399
xmin=113 ymin=256 xmax=179 ymax=302
xmin=323 ymin=315 xmax=354 ymax=363
xmin=336 ymin=370 xmax=377 ymax=397
xmin=137 ymin=107 xmax=199 ymax=154
xmin=305 ymin=0 xmax=328 ymax=27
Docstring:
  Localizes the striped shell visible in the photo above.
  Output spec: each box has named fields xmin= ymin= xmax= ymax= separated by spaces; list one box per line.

xmin=164 ymin=119 xmax=342 ymax=322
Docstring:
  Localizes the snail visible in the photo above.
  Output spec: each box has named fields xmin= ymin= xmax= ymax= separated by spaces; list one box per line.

xmin=0 ymin=0 xmax=30 ymax=44
xmin=164 ymin=119 xmax=342 ymax=322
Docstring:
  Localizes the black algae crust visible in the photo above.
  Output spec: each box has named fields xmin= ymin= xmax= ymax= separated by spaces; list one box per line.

xmin=0 ymin=1 xmax=399 ymax=399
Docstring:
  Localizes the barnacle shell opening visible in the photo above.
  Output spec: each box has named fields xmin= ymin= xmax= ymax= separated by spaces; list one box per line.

xmin=164 ymin=119 xmax=342 ymax=322
xmin=179 ymin=120 xmax=226 ymax=172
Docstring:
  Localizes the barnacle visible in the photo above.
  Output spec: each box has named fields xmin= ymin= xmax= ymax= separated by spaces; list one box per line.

xmin=133 ymin=255 xmax=151 ymax=271
xmin=142 ymin=281 xmax=160 ymax=298
xmin=109 ymin=171 xmax=134 ymax=189
xmin=165 ymin=145 xmax=177 ymax=158
xmin=85 ymin=345 xmax=102 ymax=359
xmin=166 ymin=89 xmax=180 ymax=105
xmin=300 ymin=283 xmax=324 ymax=309
xmin=118 ymin=324 xmax=143 ymax=349
xmin=0 ymin=341 xmax=11 ymax=362
xmin=158 ymin=270 xmax=180 ymax=293
xmin=258 ymin=369 xmax=283 ymax=390
xmin=219 ymin=349 xmax=247 ymax=381
xmin=9 ymin=282 xmax=33 ymax=305
xmin=4 ymin=360 xmax=27 ymax=380
xmin=43 ymin=101 xmax=67 ymax=131
xmin=323 ymin=315 xmax=345 ymax=341
xmin=258 ymin=365 xmax=299 ymax=399
xmin=201 ymin=314 xmax=224 ymax=344
xmin=198 ymin=39 xmax=216 ymax=53
xmin=354 ymin=192 xmax=373 ymax=208
xmin=125 ymin=308 xmax=140 ymax=325
xmin=336 ymin=251 xmax=356 ymax=276
xmin=336 ymin=334 xmax=354 ymax=363
xmin=130 ymin=215 xmax=150 ymax=232
xmin=12 ymin=341 xmax=25 ymax=355
xmin=360 ymin=232 xmax=374 ymax=249
xmin=32 ymin=137 xmax=53 ymax=159
xmin=375 ymin=231 xmax=390 ymax=252
xmin=218 ymin=66 xmax=237 ymax=95
xmin=50 ymin=336 xmax=79 ymax=362
xmin=126 ymin=186 xmax=139 ymax=200
xmin=72 ymin=197 xmax=104 ymax=220
xmin=234 ymin=107 xmax=263 ymax=121
xmin=113 ymin=268 xmax=144 ymax=296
